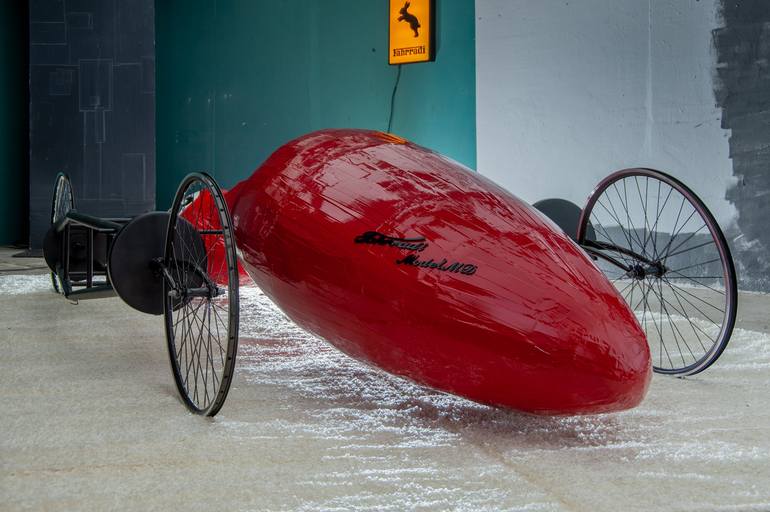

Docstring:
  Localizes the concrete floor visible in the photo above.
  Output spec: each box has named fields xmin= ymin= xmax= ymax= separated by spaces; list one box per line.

xmin=1 ymin=246 xmax=769 ymax=511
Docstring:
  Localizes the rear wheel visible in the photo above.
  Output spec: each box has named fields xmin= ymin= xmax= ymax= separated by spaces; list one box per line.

xmin=50 ymin=173 xmax=74 ymax=294
xmin=577 ymin=168 xmax=737 ymax=376
xmin=164 ymin=172 xmax=239 ymax=416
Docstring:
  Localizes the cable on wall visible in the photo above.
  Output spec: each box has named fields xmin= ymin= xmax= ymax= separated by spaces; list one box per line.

xmin=387 ymin=64 xmax=403 ymax=133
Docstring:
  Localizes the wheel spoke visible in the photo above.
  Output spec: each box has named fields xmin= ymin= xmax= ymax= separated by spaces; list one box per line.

xmin=595 ymin=198 xmax=637 ymax=253
xmin=659 ymin=281 xmax=712 ymax=353
xmin=663 ymin=275 xmax=725 ymax=315
xmin=663 ymin=224 xmax=708 ymax=260
xmin=650 ymin=181 xmax=674 ymax=261
xmin=668 ymin=258 xmax=722 ymax=275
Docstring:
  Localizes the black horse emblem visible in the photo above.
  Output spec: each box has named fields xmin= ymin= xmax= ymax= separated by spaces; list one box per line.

xmin=398 ymin=1 xmax=421 ymax=38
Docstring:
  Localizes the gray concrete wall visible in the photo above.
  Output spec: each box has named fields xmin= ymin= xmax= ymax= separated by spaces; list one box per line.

xmin=476 ymin=0 xmax=769 ymax=291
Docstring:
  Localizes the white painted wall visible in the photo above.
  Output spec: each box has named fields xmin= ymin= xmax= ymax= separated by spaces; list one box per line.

xmin=476 ymin=0 xmax=736 ymax=227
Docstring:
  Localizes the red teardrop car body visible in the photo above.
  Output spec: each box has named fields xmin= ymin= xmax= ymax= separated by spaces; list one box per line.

xmin=223 ymin=129 xmax=651 ymax=415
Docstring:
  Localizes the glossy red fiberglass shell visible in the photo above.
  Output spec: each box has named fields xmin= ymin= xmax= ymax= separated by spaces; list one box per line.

xmin=181 ymin=189 xmax=250 ymax=285
xmin=225 ymin=129 xmax=651 ymax=415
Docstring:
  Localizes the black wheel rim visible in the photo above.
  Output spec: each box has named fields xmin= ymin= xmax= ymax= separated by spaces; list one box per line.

xmin=577 ymin=168 xmax=737 ymax=376
xmin=50 ymin=173 xmax=74 ymax=294
xmin=164 ymin=172 xmax=239 ymax=416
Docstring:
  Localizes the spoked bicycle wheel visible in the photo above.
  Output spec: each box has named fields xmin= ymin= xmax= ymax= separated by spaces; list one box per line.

xmin=577 ymin=168 xmax=737 ymax=376
xmin=50 ymin=172 xmax=74 ymax=294
xmin=164 ymin=172 xmax=239 ymax=416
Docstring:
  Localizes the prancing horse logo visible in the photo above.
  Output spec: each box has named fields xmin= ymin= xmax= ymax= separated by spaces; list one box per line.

xmin=398 ymin=1 xmax=421 ymax=38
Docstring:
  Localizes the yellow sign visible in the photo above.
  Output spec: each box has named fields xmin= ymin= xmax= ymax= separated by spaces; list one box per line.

xmin=389 ymin=0 xmax=434 ymax=65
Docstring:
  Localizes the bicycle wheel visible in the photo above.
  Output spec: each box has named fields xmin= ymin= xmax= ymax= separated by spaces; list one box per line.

xmin=577 ymin=168 xmax=737 ymax=376
xmin=50 ymin=173 xmax=74 ymax=294
xmin=164 ymin=172 xmax=239 ymax=416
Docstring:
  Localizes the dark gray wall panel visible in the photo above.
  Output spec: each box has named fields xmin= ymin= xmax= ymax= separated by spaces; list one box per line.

xmin=714 ymin=0 xmax=770 ymax=291
xmin=29 ymin=0 xmax=155 ymax=248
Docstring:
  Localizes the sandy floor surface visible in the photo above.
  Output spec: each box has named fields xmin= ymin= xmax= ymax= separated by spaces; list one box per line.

xmin=1 ymin=268 xmax=769 ymax=511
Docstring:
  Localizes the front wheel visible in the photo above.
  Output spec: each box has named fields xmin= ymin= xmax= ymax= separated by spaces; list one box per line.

xmin=577 ymin=168 xmax=737 ymax=376
xmin=163 ymin=172 xmax=239 ymax=416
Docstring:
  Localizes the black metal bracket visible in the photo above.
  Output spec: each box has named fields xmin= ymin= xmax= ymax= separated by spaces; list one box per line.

xmin=152 ymin=257 xmax=223 ymax=301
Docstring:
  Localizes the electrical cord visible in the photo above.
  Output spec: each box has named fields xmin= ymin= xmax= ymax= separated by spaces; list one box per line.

xmin=387 ymin=64 xmax=403 ymax=133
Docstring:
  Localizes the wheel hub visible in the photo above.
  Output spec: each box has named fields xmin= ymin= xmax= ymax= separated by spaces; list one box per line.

xmin=630 ymin=261 xmax=668 ymax=280
xmin=630 ymin=264 xmax=646 ymax=280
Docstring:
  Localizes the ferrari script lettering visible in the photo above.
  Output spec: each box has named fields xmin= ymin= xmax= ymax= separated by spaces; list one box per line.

xmin=354 ymin=231 xmax=428 ymax=252
xmin=353 ymin=231 xmax=478 ymax=277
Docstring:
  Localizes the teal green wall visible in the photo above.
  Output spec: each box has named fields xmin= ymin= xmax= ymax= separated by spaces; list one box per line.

xmin=156 ymin=0 xmax=475 ymax=208
xmin=0 ymin=2 xmax=28 ymax=245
